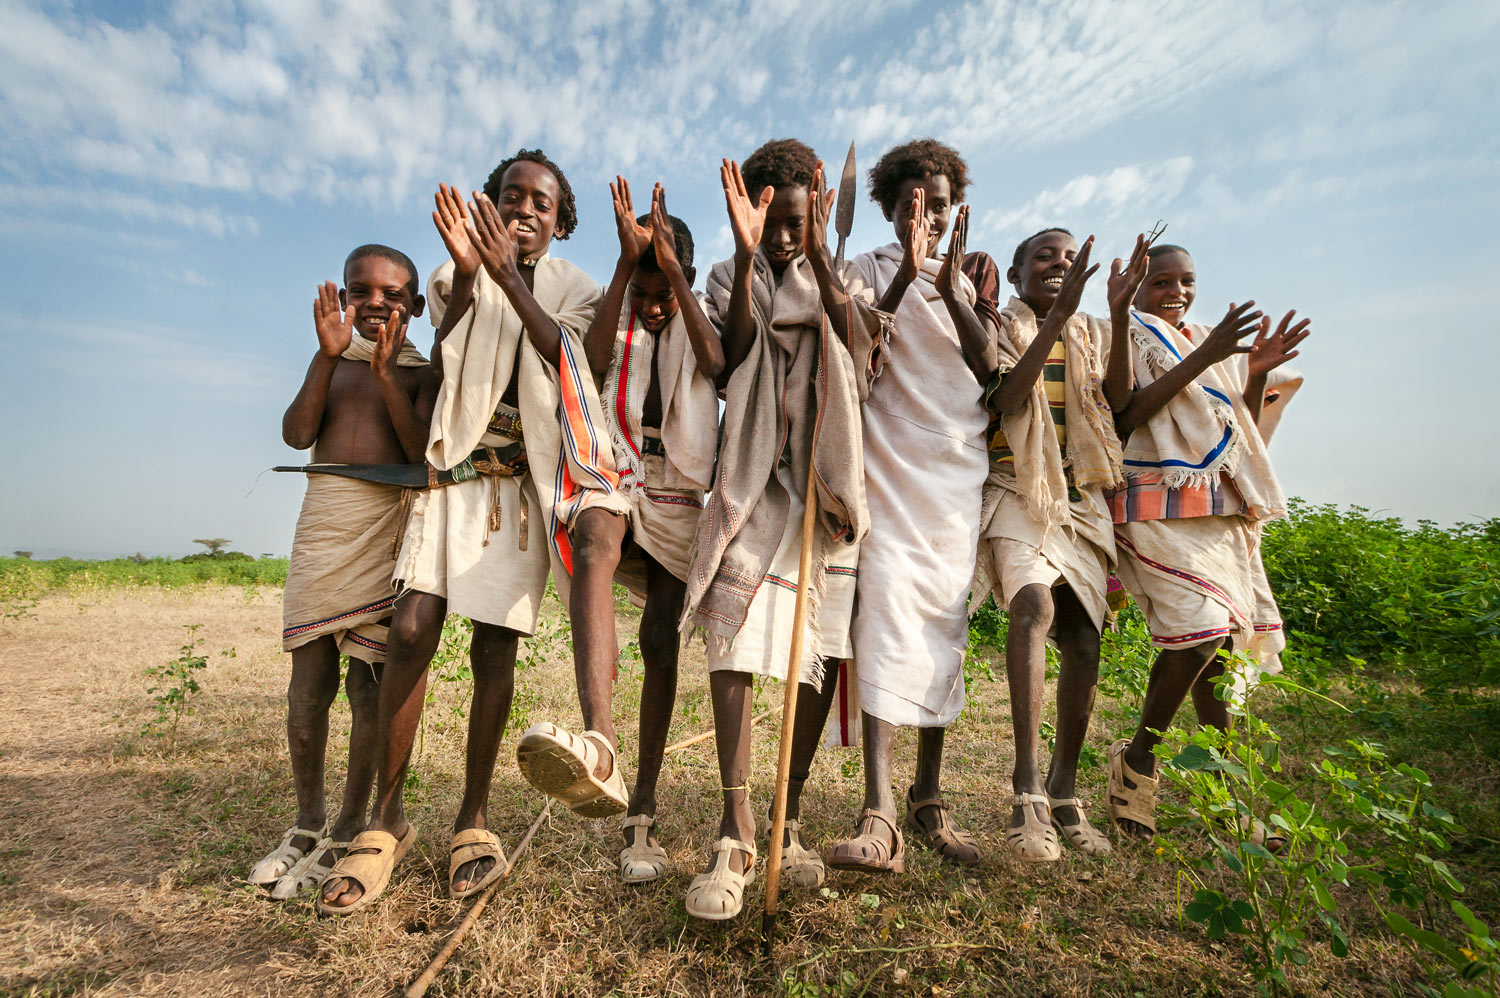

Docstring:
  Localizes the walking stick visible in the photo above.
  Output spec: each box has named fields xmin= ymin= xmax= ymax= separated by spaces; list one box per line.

xmin=761 ymin=446 xmax=821 ymax=950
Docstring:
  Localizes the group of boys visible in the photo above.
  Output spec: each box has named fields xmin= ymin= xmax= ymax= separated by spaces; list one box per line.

xmin=248 ymin=137 xmax=1309 ymax=922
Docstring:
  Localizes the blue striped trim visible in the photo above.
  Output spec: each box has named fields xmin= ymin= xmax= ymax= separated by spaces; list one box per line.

xmin=1127 ymin=312 xmax=1237 ymax=472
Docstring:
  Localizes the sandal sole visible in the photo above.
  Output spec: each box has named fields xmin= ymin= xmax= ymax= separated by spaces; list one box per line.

xmin=517 ymin=731 xmax=627 ymax=818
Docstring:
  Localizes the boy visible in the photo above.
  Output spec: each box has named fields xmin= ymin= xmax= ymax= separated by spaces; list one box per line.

xmin=571 ymin=179 xmax=722 ymax=883
xmin=680 ymin=139 xmax=884 ymax=920
xmin=1105 ymin=244 xmax=1310 ymax=844
xmin=829 ymin=139 xmax=990 ymax=873
xmin=962 ymin=227 xmax=1149 ymax=861
xmin=319 ymin=150 xmax=628 ymax=913
xmin=250 ymin=246 xmax=430 ymax=899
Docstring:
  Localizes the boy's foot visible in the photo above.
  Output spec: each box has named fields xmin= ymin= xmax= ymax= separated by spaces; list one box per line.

xmin=1047 ymin=796 xmax=1112 ymax=855
xmin=516 ymin=722 xmax=628 ymax=817
xmin=449 ymin=827 xmax=507 ymax=898
xmin=619 ymin=814 xmax=669 ymax=884
xmin=270 ymin=837 xmax=352 ymax=900
xmin=904 ymin=790 xmax=982 ymax=866
xmin=248 ymin=822 xmax=328 ymax=885
xmin=685 ymin=837 xmax=756 ymax=920
xmin=1005 ymin=793 xmax=1062 ymax=862
xmin=779 ymin=817 xmax=826 ymax=887
xmin=1107 ymin=738 xmax=1158 ymax=842
xmin=316 ymin=822 xmax=418 ymax=915
xmin=827 ymin=809 xmax=905 ymax=873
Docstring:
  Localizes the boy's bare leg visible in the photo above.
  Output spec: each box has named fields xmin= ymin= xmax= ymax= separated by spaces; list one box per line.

xmin=1045 ymin=585 xmax=1101 ymax=829
xmin=450 ymin=622 xmax=519 ymax=892
xmin=905 ymin=726 xmax=948 ymax=827
xmin=624 ymin=554 xmax=684 ymax=847
xmin=854 ymin=714 xmax=899 ymax=842
xmin=782 ymin=662 xmax=839 ymax=829
xmin=1005 ymin=583 xmax=1054 ymax=829
xmin=568 ymin=507 xmax=630 ymax=775
xmin=1116 ymin=638 xmax=1225 ymax=839
xmin=286 ymin=636 xmax=341 ymax=855
xmin=1190 ymin=640 xmax=1231 ymax=731
xmin=320 ymin=590 xmax=445 ymax=909
xmin=705 ymin=670 xmax=756 ymax=875
xmin=326 ymin=656 xmax=384 ymax=854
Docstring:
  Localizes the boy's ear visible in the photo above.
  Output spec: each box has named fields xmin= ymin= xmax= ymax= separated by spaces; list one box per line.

xmin=1005 ymin=265 xmax=1021 ymax=290
xmin=682 ymin=264 xmax=696 ymax=288
xmin=338 ymin=287 xmax=348 ymax=310
xmin=411 ymin=294 xmax=426 ymax=319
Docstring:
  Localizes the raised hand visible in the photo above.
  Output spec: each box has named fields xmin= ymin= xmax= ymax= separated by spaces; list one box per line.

xmin=648 ymin=184 xmax=681 ymax=273
xmin=468 ymin=191 xmax=521 ymax=285
xmin=721 ymin=159 xmax=771 ymax=262
xmin=1049 ymin=235 xmax=1099 ymax=322
xmin=936 ymin=203 xmax=970 ymax=299
xmin=370 ymin=306 xmax=407 ymax=383
xmin=898 ymin=187 xmax=934 ymax=283
xmin=1198 ymin=301 xmax=1266 ymax=365
xmin=433 ymin=183 xmax=480 ymax=278
xmin=1107 ymin=232 xmax=1151 ymax=317
xmin=1247 ymin=310 xmax=1311 ymax=376
xmin=804 ymin=160 xmax=835 ymax=267
xmin=313 ymin=280 xmax=354 ymax=358
xmin=612 ymin=176 xmax=653 ymax=265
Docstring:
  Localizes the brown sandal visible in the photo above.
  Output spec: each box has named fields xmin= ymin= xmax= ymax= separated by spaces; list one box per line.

xmin=827 ymin=809 xmax=905 ymax=874
xmin=904 ymin=790 xmax=981 ymax=866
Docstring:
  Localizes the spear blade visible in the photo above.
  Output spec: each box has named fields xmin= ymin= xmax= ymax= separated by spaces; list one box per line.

xmin=834 ymin=140 xmax=856 ymax=269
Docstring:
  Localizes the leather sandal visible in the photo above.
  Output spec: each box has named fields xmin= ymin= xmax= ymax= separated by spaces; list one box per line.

xmin=516 ymin=722 xmax=628 ymax=818
xmin=1048 ymin=795 xmax=1112 ymax=856
xmin=315 ymin=823 xmax=419 ymax=916
xmin=449 ymin=827 xmax=507 ymax=899
xmin=1107 ymin=738 xmax=1158 ymax=839
xmin=685 ymin=837 xmax=756 ymax=921
xmin=619 ymin=814 xmax=669 ymax=884
xmin=904 ymin=789 xmax=981 ymax=866
xmin=779 ymin=818 xmax=826 ymax=888
xmin=827 ymin=809 xmax=905 ymax=874
xmin=1005 ymin=793 xmax=1062 ymax=863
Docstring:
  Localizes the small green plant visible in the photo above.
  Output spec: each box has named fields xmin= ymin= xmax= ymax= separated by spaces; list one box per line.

xmin=143 ymin=624 xmax=230 ymax=747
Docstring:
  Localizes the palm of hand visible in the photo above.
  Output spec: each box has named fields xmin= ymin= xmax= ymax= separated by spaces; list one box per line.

xmin=728 ymin=196 xmax=765 ymax=253
xmin=444 ymin=222 xmax=480 ymax=276
xmin=1248 ymin=337 xmax=1287 ymax=376
xmin=316 ymin=305 xmax=352 ymax=358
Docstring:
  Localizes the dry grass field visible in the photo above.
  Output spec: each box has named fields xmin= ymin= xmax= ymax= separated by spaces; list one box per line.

xmin=0 ymin=585 xmax=1472 ymax=996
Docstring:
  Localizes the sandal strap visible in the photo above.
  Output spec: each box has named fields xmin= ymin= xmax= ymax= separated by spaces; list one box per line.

xmin=621 ymin=814 xmax=655 ymax=830
xmin=858 ymin=808 xmax=899 ymax=839
xmin=1047 ymin=796 xmax=1084 ymax=809
xmin=712 ymin=835 xmax=755 ymax=858
xmin=1014 ymin=792 xmax=1051 ymax=808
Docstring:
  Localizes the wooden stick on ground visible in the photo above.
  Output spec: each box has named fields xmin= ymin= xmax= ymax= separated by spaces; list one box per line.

xmin=405 ymin=799 xmax=553 ymax=998
xmin=762 ymin=448 xmax=821 ymax=949
xmin=664 ymin=707 xmax=776 ymax=755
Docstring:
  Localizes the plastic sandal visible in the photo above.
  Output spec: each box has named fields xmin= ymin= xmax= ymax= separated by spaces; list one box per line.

xmin=248 ymin=823 xmax=327 ymax=885
xmin=449 ymin=827 xmax=507 ymax=899
xmin=827 ymin=809 xmax=905 ymax=874
xmin=1107 ymin=738 xmax=1159 ymax=839
xmin=270 ymin=837 xmax=349 ymax=900
xmin=1006 ymin=793 xmax=1062 ymax=863
xmin=516 ymin=722 xmax=628 ymax=818
xmin=779 ymin=818 xmax=826 ymax=888
xmin=685 ymin=836 xmax=756 ymax=921
xmin=1047 ymin=796 xmax=1112 ymax=856
xmin=904 ymin=791 xmax=982 ymax=866
xmin=619 ymin=814 xmax=669 ymax=884
xmin=315 ymin=823 xmax=418 ymax=916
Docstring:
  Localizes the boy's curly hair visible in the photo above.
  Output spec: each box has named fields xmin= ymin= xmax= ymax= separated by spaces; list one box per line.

xmin=1012 ymin=228 xmax=1073 ymax=270
xmin=740 ymin=139 xmax=819 ymax=198
xmin=345 ymin=244 xmax=419 ymax=297
xmin=635 ymin=213 xmax=695 ymax=272
xmin=868 ymin=138 xmax=970 ymax=218
xmin=482 ymin=148 xmax=578 ymax=240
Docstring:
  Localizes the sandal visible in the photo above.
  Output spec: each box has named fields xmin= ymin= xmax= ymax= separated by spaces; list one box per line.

xmin=827 ymin=809 xmax=905 ymax=874
xmin=620 ymin=814 xmax=669 ymax=884
xmin=449 ymin=827 xmax=507 ymax=899
xmin=516 ymin=722 xmax=628 ymax=818
xmin=269 ymin=837 xmax=350 ymax=900
xmin=685 ymin=837 xmax=756 ymax=921
xmin=1005 ymin=793 xmax=1061 ymax=863
xmin=904 ymin=790 xmax=981 ymax=866
xmin=248 ymin=822 xmax=327 ymax=885
xmin=780 ymin=818 xmax=826 ymax=888
xmin=1048 ymin=796 xmax=1112 ymax=856
xmin=1107 ymin=738 xmax=1158 ymax=839
xmin=315 ymin=823 xmax=418 ymax=916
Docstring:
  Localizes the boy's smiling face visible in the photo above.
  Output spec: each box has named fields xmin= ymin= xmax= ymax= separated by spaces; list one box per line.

xmin=759 ymin=185 xmax=808 ymax=273
xmin=891 ymin=174 xmax=953 ymax=255
xmin=628 ymin=266 xmax=692 ymax=333
xmin=1134 ymin=249 xmax=1196 ymax=326
xmin=496 ymin=160 xmax=561 ymax=260
xmin=341 ymin=256 xmax=421 ymax=341
xmin=1008 ymin=230 xmax=1078 ymax=318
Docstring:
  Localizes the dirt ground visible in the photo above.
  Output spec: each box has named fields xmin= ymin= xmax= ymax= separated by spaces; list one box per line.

xmin=1 ymin=587 xmax=1435 ymax=996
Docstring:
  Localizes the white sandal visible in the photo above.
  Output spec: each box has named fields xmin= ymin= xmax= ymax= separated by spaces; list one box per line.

xmin=780 ymin=818 xmax=825 ymax=888
xmin=1005 ymin=793 xmax=1061 ymax=863
xmin=685 ymin=837 xmax=756 ymax=921
xmin=619 ymin=814 xmax=669 ymax=884
xmin=516 ymin=723 xmax=628 ymax=818
xmin=1048 ymin=796 xmax=1112 ymax=855
xmin=270 ymin=838 xmax=350 ymax=900
xmin=248 ymin=823 xmax=327 ymax=885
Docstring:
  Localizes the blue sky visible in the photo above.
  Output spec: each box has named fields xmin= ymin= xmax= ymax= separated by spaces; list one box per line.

xmin=2 ymin=0 xmax=1497 ymax=557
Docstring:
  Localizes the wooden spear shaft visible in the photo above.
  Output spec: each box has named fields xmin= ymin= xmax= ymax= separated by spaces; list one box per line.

xmin=761 ymin=448 xmax=821 ymax=947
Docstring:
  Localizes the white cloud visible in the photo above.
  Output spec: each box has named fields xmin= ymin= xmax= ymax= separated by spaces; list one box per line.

xmin=977 ymin=157 xmax=1194 ymax=243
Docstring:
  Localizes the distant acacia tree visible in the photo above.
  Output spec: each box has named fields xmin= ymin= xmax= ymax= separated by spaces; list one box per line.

xmin=193 ymin=538 xmax=232 ymax=555
xmin=12 ymin=550 xmax=32 ymax=559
